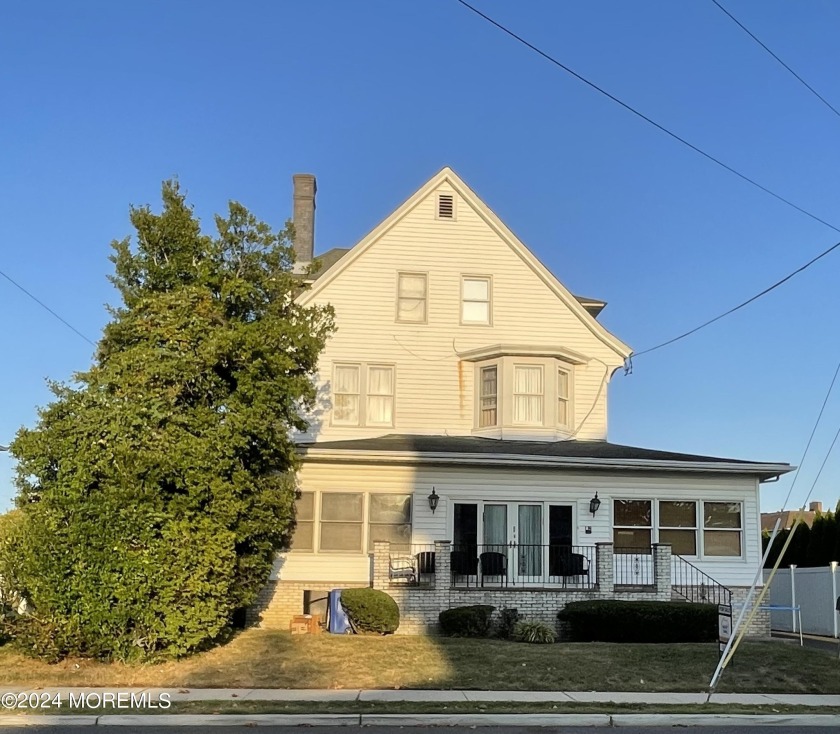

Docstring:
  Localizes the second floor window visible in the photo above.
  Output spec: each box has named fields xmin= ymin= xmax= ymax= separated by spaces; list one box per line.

xmin=366 ymin=366 xmax=395 ymax=426
xmin=513 ymin=365 xmax=543 ymax=425
xmin=479 ymin=365 xmax=498 ymax=427
xmin=557 ymin=368 xmax=571 ymax=428
xmin=397 ymin=272 xmax=427 ymax=323
xmin=462 ymin=276 xmax=491 ymax=324
xmin=333 ymin=365 xmax=361 ymax=425
xmin=333 ymin=363 xmax=395 ymax=427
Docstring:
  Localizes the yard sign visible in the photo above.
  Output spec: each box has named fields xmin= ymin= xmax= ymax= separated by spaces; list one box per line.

xmin=718 ymin=603 xmax=732 ymax=658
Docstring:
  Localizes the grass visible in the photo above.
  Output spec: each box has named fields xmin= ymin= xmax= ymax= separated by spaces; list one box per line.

xmin=15 ymin=701 xmax=840 ymax=717
xmin=0 ymin=629 xmax=838 ymax=693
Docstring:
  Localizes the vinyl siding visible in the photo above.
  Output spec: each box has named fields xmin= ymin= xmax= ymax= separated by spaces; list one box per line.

xmin=279 ymin=461 xmax=762 ymax=589
xmin=297 ymin=181 xmax=624 ymax=443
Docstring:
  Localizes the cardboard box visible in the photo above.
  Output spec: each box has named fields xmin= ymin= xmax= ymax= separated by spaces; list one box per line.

xmin=290 ymin=614 xmax=312 ymax=635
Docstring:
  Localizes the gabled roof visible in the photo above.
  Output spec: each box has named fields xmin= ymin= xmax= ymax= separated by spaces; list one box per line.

xmin=296 ymin=167 xmax=631 ymax=359
xmin=297 ymin=434 xmax=793 ymax=481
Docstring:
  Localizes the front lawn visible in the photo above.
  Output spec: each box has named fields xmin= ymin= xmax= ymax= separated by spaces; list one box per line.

xmin=0 ymin=630 xmax=837 ymax=693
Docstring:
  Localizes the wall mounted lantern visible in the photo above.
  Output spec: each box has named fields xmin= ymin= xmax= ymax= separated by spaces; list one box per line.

xmin=589 ymin=492 xmax=601 ymax=517
xmin=428 ymin=488 xmax=439 ymax=514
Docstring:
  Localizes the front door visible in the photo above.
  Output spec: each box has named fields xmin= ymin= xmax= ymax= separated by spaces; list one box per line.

xmin=452 ymin=501 xmax=574 ymax=585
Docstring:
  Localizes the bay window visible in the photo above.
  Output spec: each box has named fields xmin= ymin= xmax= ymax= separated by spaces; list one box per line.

xmin=513 ymin=365 xmax=544 ymax=425
xmin=479 ymin=365 xmax=498 ymax=427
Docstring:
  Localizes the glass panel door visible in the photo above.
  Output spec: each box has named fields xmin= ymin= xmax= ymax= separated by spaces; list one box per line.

xmin=481 ymin=504 xmax=509 ymax=583
xmin=516 ymin=504 xmax=542 ymax=580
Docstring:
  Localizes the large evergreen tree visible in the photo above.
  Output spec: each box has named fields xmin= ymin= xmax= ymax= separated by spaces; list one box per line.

xmin=6 ymin=182 xmax=333 ymax=660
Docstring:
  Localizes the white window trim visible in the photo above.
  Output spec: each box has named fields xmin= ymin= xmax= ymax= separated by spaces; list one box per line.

xmin=289 ymin=491 xmax=414 ymax=556
xmin=557 ymin=365 xmax=574 ymax=431
xmin=317 ymin=491 xmax=366 ymax=554
xmin=395 ymin=271 xmax=429 ymax=324
xmin=612 ymin=498 xmax=653 ymax=552
xmin=657 ymin=500 xmax=699 ymax=558
xmin=512 ymin=363 xmax=545 ymax=427
xmin=366 ymin=363 xmax=396 ymax=428
xmin=701 ymin=501 xmax=744 ymax=559
xmin=610 ymin=498 xmax=745 ymax=561
xmin=331 ymin=363 xmax=362 ymax=427
xmin=331 ymin=363 xmax=397 ymax=428
xmin=460 ymin=274 xmax=492 ymax=326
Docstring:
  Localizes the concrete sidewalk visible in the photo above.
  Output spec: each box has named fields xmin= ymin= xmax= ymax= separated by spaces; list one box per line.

xmin=3 ymin=687 xmax=840 ymax=706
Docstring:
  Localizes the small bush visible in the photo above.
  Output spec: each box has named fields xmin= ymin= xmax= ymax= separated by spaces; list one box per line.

xmin=558 ymin=600 xmax=717 ymax=643
xmin=496 ymin=608 xmax=521 ymax=639
xmin=439 ymin=605 xmax=495 ymax=637
xmin=514 ymin=620 xmax=556 ymax=644
xmin=340 ymin=588 xmax=400 ymax=634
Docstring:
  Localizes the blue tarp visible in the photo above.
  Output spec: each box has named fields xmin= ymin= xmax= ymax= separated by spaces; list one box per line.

xmin=327 ymin=589 xmax=352 ymax=634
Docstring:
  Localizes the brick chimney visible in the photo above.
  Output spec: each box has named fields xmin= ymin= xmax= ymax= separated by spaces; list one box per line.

xmin=809 ymin=501 xmax=823 ymax=513
xmin=292 ymin=173 xmax=316 ymax=273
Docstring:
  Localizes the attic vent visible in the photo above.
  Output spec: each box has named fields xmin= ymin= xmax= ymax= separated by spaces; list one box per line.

xmin=437 ymin=194 xmax=454 ymax=219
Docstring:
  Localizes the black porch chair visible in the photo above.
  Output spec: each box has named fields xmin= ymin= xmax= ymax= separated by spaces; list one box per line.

xmin=549 ymin=545 xmax=590 ymax=587
xmin=479 ymin=551 xmax=508 ymax=587
xmin=450 ymin=550 xmax=479 ymax=578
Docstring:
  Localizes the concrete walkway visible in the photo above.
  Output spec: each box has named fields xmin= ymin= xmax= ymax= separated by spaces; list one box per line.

xmin=3 ymin=687 xmax=840 ymax=706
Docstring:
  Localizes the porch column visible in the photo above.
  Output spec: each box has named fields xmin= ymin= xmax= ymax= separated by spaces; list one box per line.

xmin=373 ymin=541 xmax=390 ymax=590
xmin=596 ymin=542 xmax=614 ymax=594
xmin=433 ymin=540 xmax=451 ymax=592
xmin=653 ymin=543 xmax=672 ymax=599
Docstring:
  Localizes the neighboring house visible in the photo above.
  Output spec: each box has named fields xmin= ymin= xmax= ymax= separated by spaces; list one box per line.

xmin=249 ymin=168 xmax=793 ymax=634
xmin=761 ymin=502 xmax=824 ymax=532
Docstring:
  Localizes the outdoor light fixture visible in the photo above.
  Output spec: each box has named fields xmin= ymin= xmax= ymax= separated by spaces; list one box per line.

xmin=589 ymin=492 xmax=601 ymax=517
xmin=428 ymin=488 xmax=439 ymax=514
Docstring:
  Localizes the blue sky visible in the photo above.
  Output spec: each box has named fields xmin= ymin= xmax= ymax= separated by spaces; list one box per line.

xmin=1 ymin=0 xmax=839 ymax=513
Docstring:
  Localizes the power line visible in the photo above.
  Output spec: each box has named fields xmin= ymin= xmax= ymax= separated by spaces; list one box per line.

xmin=629 ymin=238 xmax=840 ymax=360
xmin=779 ymin=361 xmax=840 ymax=511
xmin=0 ymin=268 xmax=96 ymax=347
xmin=711 ymin=0 xmax=840 ymax=120
xmin=454 ymin=0 xmax=840 ymax=235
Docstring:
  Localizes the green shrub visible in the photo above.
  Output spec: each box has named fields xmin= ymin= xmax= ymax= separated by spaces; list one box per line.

xmin=558 ymin=600 xmax=717 ymax=643
xmin=496 ymin=608 xmax=520 ymax=639
xmin=439 ymin=605 xmax=495 ymax=637
xmin=340 ymin=588 xmax=400 ymax=634
xmin=514 ymin=620 xmax=556 ymax=644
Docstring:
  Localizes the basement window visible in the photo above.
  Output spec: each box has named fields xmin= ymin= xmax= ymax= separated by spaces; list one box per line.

xmin=437 ymin=193 xmax=455 ymax=219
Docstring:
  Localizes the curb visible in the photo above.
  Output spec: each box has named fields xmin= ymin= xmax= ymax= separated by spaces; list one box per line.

xmin=4 ymin=712 xmax=840 ymax=727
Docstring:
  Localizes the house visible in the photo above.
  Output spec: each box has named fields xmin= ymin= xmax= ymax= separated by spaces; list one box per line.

xmin=248 ymin=168 xmax=793 ymax=634
xmin=761 ymin=502 xmax=824 ymax=532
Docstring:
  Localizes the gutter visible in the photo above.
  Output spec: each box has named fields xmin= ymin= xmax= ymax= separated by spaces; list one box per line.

xmin=298 ymin=447 xmax=793 ymax=480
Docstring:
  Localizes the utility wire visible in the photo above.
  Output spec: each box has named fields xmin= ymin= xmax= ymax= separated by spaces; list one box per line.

xmin=711 ymin=0 xmax=840 ymax=120
xmin=455 ymin=0 xmax=840 ymax=236
xmin=629 ymin=238 xmax=840 ymax=360
xmin=0 ymin=268 xmax=96 ymax=347
xmin=779 ymin=361 xmax=840 ymax=511
xmin=457 ymin=0 xmax=840 ymax=363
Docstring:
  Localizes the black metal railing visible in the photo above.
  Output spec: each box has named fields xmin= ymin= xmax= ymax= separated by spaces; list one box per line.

xmin=450 ymin=544 xmax=596 ymax=589
xmin=388 ymin=544 xmax=436 ymax=586
xmin=671 ymin=554 xmax=732 ymax=606
xmin=613 ymin=546 xmax=655 ymax=586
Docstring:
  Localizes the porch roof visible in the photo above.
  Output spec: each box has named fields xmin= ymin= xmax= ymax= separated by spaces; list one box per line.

xmin=297 ymin=434 xmax=793 ymax=481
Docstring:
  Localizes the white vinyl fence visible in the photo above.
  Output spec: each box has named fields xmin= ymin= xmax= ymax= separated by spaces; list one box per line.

xmin=763 ymin=564 xmax=840 ymax=637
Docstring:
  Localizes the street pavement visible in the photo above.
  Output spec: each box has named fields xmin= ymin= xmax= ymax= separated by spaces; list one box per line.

xmin=4 ymin=727 xmax=840 ymax=732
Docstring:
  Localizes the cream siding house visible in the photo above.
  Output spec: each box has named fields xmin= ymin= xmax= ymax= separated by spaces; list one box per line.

xmin=250 ymin=168 xmax=792 ymax=633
